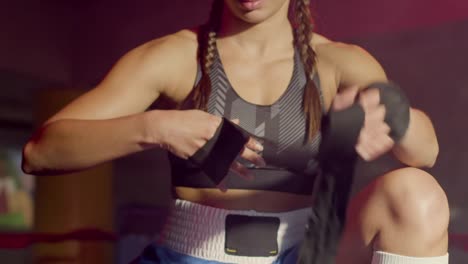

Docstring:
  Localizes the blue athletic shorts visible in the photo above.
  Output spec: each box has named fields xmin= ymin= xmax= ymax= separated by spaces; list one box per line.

xmin=135 ymin=243 xmax=299 ymax=264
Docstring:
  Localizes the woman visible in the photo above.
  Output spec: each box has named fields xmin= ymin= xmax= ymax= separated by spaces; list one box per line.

xmin=22 ymin=0 xmax=449 ymax=263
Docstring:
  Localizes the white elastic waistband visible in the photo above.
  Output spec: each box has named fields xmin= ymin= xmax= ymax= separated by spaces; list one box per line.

xmin=158 ymin=199 xmax=311 ymax=264
xmin=372 ymin=251 xmax=449 ymax=264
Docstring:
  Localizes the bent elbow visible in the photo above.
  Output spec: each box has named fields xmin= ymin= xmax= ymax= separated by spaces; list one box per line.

xmin=22 ymin=142 xmax=37 ymax=175
xmin=22 ymin=141 xmax=46 ymax=175
xmin=411 ymin=140 xmax=439 ymax=169
xmin=425 ymin=141 xmax=439 ymax=168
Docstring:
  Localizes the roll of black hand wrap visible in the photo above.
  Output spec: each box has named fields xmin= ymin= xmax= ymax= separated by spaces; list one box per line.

xmin=298 ymin=103 xmax=365 ymax=264
xmin=189 ymin=118 xmax=250 ymax=185
xmin=319 ymin=104 xmax=365 ymax=161
xmin=367 ymin=82 xmax=411 ymax=141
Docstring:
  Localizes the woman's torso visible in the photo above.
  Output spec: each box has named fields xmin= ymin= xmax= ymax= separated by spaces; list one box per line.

xmin=160 ymin=29 xmax=338 ymax=212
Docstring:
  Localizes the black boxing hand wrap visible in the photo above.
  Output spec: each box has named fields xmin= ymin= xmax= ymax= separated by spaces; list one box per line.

xmin=189 ymin=118 xmax=250 ymax=185
xmin=299 ymin=104 xmax=365 ymax=264
xmin=319 ymin=103 xmax=365 ymax=163
xmin=368 ymin=82 xmax=410 ymax=142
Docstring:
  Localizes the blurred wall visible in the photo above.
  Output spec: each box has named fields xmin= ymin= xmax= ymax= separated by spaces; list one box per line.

xmin=0 ymin=0 xmax=73 ymax=84
xmin=314 ymin=0 xmax=468 ymax=39
xmin=0 ymin=0 xmax=77 ymax=148
xmin=70 ymin=0 xmax=212 ymax=86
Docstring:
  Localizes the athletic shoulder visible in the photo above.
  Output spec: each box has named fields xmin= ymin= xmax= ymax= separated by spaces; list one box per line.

xmin=110 ymin=29 xmax=199 ymax=100
xmin=139 ymin=29 xmax=198 ymax=56
xmin=312 ymin=34 xmax=388 ymax=89
xmin=123 ymin=29 xmax=198 ymax=77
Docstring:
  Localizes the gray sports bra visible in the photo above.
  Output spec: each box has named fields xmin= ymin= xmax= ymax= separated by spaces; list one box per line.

xmin=169 ymin=45 xmax=324 ymax=195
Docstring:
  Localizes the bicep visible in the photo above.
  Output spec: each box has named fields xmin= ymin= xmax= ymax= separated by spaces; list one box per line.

xmin=335 ymin=44 xmax=388 ymax=91
xmin=46 ymin=39 xmax=184 ymax=124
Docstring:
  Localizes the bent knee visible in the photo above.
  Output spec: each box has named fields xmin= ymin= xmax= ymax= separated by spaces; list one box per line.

xmin=376 ymin=167 xmax=449 ymax=238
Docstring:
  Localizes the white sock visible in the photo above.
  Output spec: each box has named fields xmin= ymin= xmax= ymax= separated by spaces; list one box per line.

xmin=371 ymin=251 xmax=449 ymax=264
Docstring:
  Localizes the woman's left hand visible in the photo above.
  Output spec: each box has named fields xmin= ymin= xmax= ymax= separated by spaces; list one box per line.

xmin=332 ymin=86 xmax=395 ymax=161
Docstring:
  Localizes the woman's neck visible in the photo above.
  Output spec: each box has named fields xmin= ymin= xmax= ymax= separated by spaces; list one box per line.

xmin=218 ymin=4 xmax=294 ymax=57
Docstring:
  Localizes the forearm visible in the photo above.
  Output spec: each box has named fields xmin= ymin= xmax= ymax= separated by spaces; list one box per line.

xmin=392 ymin=108 xmax=439 ymax=168
xmin=22 ymin=111 xmax=163 ymax=175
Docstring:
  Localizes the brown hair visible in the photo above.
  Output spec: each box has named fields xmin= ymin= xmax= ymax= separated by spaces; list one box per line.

xmin=192 ymin=0 xmax=322 ymax=140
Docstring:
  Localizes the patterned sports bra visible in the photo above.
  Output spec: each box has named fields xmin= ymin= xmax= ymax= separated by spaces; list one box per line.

xmin=169 ymin=45 xmax=324 ymax=195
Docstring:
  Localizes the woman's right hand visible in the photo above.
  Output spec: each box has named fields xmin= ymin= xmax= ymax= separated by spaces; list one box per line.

xmin=151 ymin=109 xmax=222 ymax=159
xmin=146 ymin=110 xmax=265 ymax=188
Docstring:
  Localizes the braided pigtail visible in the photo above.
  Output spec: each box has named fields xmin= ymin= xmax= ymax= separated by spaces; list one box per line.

xmin=192 ymin=0 xmax=224 ymax=110
xmin=293 ymin=0 xmax=322 ymax=140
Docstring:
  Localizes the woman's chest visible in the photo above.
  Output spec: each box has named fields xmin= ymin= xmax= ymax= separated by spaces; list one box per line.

xmin=206 ymin=84 xmax=320 ymax=174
